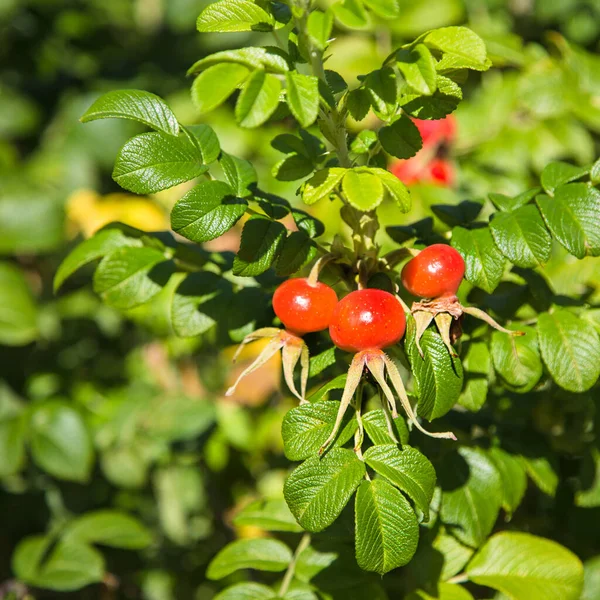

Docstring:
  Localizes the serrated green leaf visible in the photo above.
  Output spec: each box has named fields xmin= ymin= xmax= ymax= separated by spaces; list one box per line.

xmin=364 ymin=67 xmax=397 ymax=120
xmin=171 ymin=272 xmax=232 ymax=337
xmin=29 ymin=401 xmax=94 ymax=482
xmin=54 ymin=227 xmax=142 ymax=292
xmin=185 ymin=124 xmax=221 ymax=164
xmin=417 ymin=27 xmax=488 ymax=72
xmin=93 ymin=246 xmax=173 ymax=310
xmin=466 ymin=532 xmax=583 ymax=600
xmin=282 ymin=401 xmax=357 ymax=460
xmin=400 ymin=75 xmax=461 ymax=119
xmin=540 ymin=161 xmax=590 ymax=194
xmin=235 ymin=70 xmax=282 ymax=128
xmin=364 ymin=444 xmax=436 ymax=520
xmin=355 ymin=479 xmax=418 ymax=574
xmin=80 ymin=89 xmax=179 ymax=136
xmin=439 ymin=447 xmax=502 ymax=548
xmin=276 ymin=231 xmax=317 ymax=276
xmin=347 ymin=88 xmax=371 ymax=121
xmin=458 ymin=341 xmax=490 ymax=411
xmin=112 ymin=132 xmax=206 ymax=194
xmin=307 ymin=374 xmax=347 ymax=403
xmin=331 ymin=0 xmax=369 ymax=29
xmin=396 ymin=44 xmax=437 ymax=95
xmin=489 ymin=188 xmax=541 ymax=212
xmin=351 ymin=130 xmax=378 ymax=155
xmin=538 ymin=309 xmax=600 ymax=392
xmin=536 ymin=184 xmax=600 ymax=259
xmin=273 ymin=153 xmax=315 ymax=181
xmin=307 ymin=10 xmax=333 ymax=50
xmin=192 ymin=63 xmax=250 ymax=114
xmin=284 ymin=447 xmax=365 ymax=532
xmin=362 ymin=409 xmax=409 ymax=446
xmin=364 ymin=167 xmax=411 ymax=211
xmin=188 ymin=47 xmax=289 ymax=75
xmin=489 ymin=204 xmax=551 ymax=268
xmin=451 ymin=226 xmax=505 ymax=293
xmin=197 ymin=0 xmax=274 ymax=33
xmin=220 ymin=152 xmax=258 ymax=197
xmin=378 ymin=114 xmax=422 ymax=160
xmin=64 ymin=510 xmax=152 ymax=549
xmin=302 ymin=168 xmax=345 ymax=205
xmin=363 ymin=0 xmax=399 ymax=18
xmin=487 ymin=447 xmax=527 ymax=517
xmin=0 ymin=262 xmax=38 ymax=346
xmin=406 ymin=322 xmax=464 ymax=420
xmin=342 ymin=169 xmax=384 ymax=211
xmin=13 ymin=536 xmax=104 ymax=592
xmin=215 ymin=582 xmax=277 ymax=600
xmin=207 ymin=538 xmax=292 ymax=580
xmin=286 ymin=72 xmax=319 ymax=127
xmin=491 ymin=325 xmax=542 ymax=392
xmin=233 ymin=498 xmax=303 ymax=532
xmin=171 ymin=181 xmax=247 ymax=243
xmin=291 ymin=208 xmax=325 ymax=237
xmin=407 ymin=583 xmax=474 ymax=600
xmin=233 ymin=216 xmax=286 ymax=276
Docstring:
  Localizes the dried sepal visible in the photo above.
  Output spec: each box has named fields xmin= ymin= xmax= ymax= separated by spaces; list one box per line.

xmin=231 ymin=327 xmax=282 ymax=363
xmin=462 ymin=305 xmax=524 ymax=336
xmin=434 ymin=312 xmax=457 ymax=357
xmin=413 ymin=310 xmax=434 ymax=357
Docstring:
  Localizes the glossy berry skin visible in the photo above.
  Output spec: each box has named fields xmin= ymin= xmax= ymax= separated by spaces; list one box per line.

xmin=401 ymin=244 xmax=465 ymax=299
xmin=329 ymin=289 xmax=406 ymax=353
xmin=272 ymin=278 xmax=338 ymax=336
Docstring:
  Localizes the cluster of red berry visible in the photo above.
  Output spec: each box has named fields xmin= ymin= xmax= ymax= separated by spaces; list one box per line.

xmin=389 ymin=116 xmax=456 ymax=187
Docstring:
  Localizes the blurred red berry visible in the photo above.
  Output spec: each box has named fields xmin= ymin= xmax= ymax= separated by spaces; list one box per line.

xmin=413 ymin=115 xmax=457 ymax=147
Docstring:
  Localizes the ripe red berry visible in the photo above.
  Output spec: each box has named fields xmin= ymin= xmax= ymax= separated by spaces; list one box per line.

xmin=329 ymin=289 xmax=406 ymax=353
xmin=272 ymin=278 xmax=338 ymax=336
xmin=401 ymin=244 xmax=465 ymax=299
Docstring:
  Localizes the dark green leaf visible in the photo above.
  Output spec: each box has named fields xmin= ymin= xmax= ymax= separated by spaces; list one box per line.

xmin=458 ymin=341 xmax=490 ymax=412
xmin=233 ymin=216 xmax=286 ymax=276
xmin=291 ymin=208 xmax=325 ymax=237
xmin=0 ymin=413 xmax=26 ymax=477
xmin=276 ymin=231 xmax=317 ymax=276
xmin=220 ymin=152 xmax=258 ymax=197
xmin=273 ymin=153 xmax=315 ymax=181
xmin=431 ymin=201 xmax=482 ymax=228
xmin=347 ymin=88 xmax=371 ymax=121
xmin=364 ymin=67 xmax=397 ymax=120
xmin=0 ymin=262 xmax=38 ymax=346
xmin=540 ymin=161 xmax=590 ymax=195
xmin=378 ymin=114 xmax=423 ymax=160
xmin=489 ymin=188 xmax=541 ymax=212
xmin=487 ymin=447 xmax=527 ymax=517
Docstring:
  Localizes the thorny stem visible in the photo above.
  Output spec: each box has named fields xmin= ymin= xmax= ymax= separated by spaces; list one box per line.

xmin=278 ymin=533 xmax=311 ymax=596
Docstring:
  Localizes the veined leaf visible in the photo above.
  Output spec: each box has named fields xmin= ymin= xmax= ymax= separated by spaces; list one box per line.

xmin=458 ymin=341 xmax=490 ymax=412
xmin=286 ymin=72 xmax=319 ymax=127
xmin=342 ymin=169 xmax=384 ymax=211
xmin=540 ymin=161 xmax=590 ymax=194
xmin=187 ymin=46 xmax=289 ymax=75
xmin=417 ymin=27 xmax=488 ymax=72
xmin=197 ymin=0 xmax=275 ymax=33
xmin=378 ymin=114 xmax=423 ymax=160
xmin=235 ymin=70 xmax=282 ymax=128
xmin=192 ymin=63 xmax=250 ymax=114
xmin=302 ymin=168 xmax=346 ymax=205
xmin=396 ymin=44 xmax=437 ymax=96
xmin=232 ymin=216 xmax=286 ymax=276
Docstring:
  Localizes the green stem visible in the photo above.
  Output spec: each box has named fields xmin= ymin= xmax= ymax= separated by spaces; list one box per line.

xmin=278 ymin=532 xmax=311 ymax=596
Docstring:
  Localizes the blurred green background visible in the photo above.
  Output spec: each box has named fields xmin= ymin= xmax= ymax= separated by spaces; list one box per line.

xmin=1 ymin=0 xmax=600 ymax=598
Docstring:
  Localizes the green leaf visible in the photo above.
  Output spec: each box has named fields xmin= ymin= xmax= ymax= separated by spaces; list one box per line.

xmin=417 ymin=26 xmax=488 ymax=71
xmin=0 ymin=262 xmax=38 ymax=346
xmin=451 ymin=226 xmax=505 ymax=293
xmin=536 ymin=184 xmax=600 ymax=258
xmin=520 ymin=453 xmax=558 ymax=497
xmin=582 ymin=556 xmax=600 ymax=600
xmin=185 ymin=124 xmax=221 ymax=164
xmin=302 ymin=168 xmax=345 ymax=205
xmin=273 ymin=153 xmax=315 ymax=181
xmin=80 ymin=89 xmax=179 ymax=136
xmin=286 ymin=72 xmax=319 ymax=127
xmin=215 ymin=583 xmax=277 ymax=600
xmin=342 ymin=169 xmax=385 ymax=211
xmin=188 ymin=47 xmax=289 ymax=75
xmin=489 ymin=188 xmax=541 ymax=212
xmin=307 ymin=374 xmax=347 ymax=403
xmin=439 ymin=447 xmax=502 ymax=548
xmin=591 ymin=158 xmax=600 ymax=186
xmin=487 ymin=447 xmax=527 ymax=517
xmin=366 ymin=167 xmax=411 ymax=211
xmin=13 ymin=536 xmax=104 ymax=592
xmin=537 ymin=309 xmax=600 ymax=392
xmin=351 ymin=130 xmax=378 ymax=155
xmin=220 ymin=152 xmax=258 ymax=197
xmin=458 ymin=341 xmax=490 ymax=412
xmin=362 ymin=0 xmax=400 ymax=19
xmin=362 ymin=409 xmax=409 ymax=446
xmin=347 ymin=88 xmax=371 ymax=121
xmin=355 ymin=479 xmax=418 ymax=574
xmin=291 ymin=208 xmax=325 ymax=238
xmin=577 ymin=448 xmax=600 ymax=508
xmin=396 ymin=45 xmax=437 ymax=96
xmin=466 ymin=532 xmax=584 ymax=600
xmin=540 ymin=161 xmax=590 ymax=194
xmin=113 ymin=132 xmax=206 ymax=194
xmin=378 ymin=114 xmax=423 ymax=160
xmin=207 ymin=538 xmax=292 ymax=580
xmin=491 ymin=325 xmax=542 ymax=392
xmin=233 ymin=216 xmax=287 ymax=276
xmin=307 ymin=10 xmax=333 ymax=50
xmin=400 ymin=75 xmax=462 ymax=119
xmin=191 ymin=63 xmax=250 ymax=114
xmin=363 ymin=444 xmax=436 ymax=520
xmin=489 ymin=205 xmax=552 ymax=268
xmin=29 ymin=401 xmax=94 ymax=482
xmin=284 ymin=447 xmax=365 ymax=532
xmin=364 ymin=67 xmax=397 ymax=120
xmin=0 ymin=413 xmax=26 ymax=477
xmin=171 ymin=181 xmax=247 ymax=243
xmin=64 ymin=510 xmax=152 ymax=549
xmin=196 ymin=0 xmax=274 ymax=33
xmin=406 ymin=322 xmax=464 ymax=420
xmin=407 ymin=583 xmax=474 ymax=600
xmin=236 ymin=70 xmax=282 ymax=128
xmin=93 ymin=246 xmax=173 ymax=310
xmin=331 ymin=0 xmax=369 ymax=29
xmin=233 ymin=498 xmax=303 ymax=532
xmin=54 ymin=227 xmax=142 ymax=292
xmin=282 ymin=401 xmax=357 ymax=461
xmin=276 ymin=231 xmax=317 ymax=276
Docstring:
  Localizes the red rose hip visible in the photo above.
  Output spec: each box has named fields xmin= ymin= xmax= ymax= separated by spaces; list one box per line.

xmin=273 ymin=278 xmax=337 ymax=335
xmin=329 ymin=289 xmax=406 ymax=353
xmin=401 ymin=244 xmax=465 ymax=299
